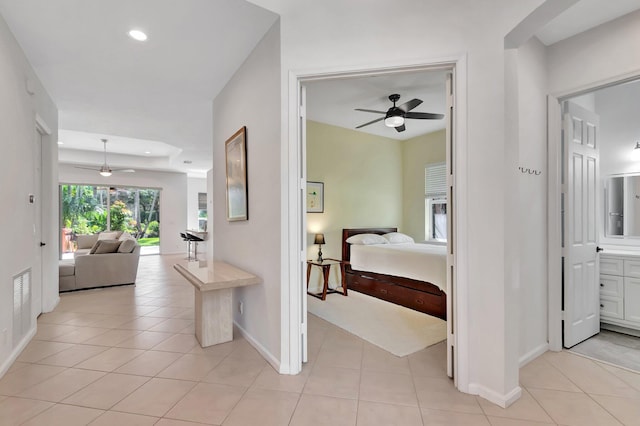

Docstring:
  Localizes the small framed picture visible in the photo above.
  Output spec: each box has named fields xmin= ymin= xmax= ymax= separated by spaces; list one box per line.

xmin=307 ymin=181 xmax=324 ymax=213
xmin=225 ymin=127 xmax=248 ymax=221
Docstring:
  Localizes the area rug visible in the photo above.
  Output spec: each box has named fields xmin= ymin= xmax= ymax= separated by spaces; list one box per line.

xmin=308 ymin=290 xmax=446 ymax=357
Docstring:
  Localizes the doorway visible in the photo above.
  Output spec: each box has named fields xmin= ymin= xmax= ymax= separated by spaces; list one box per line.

xmin=285 ymin=58 xmax=468 ymax=391
xmin=550 ymin=77 xmax=640 ymax=371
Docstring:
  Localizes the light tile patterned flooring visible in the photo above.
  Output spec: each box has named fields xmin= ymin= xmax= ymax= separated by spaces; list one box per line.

xmin=1 ymin=255 xmax=640 ymax=425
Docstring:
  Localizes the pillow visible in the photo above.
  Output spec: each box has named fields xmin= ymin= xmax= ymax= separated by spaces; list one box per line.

xmin=383 ymin=232 xmax=415 ymax=244
xmin=118 ymin=232 xmax=134 ymax=241
xmin=117 ymin=238 xmax=137 ymax=253
xmin=346 ymin=233 xmax=388 ymax=245
xmin=98 ymin=231 xmax=118 ymax=241
xmin=90 ymin=240 xmax=121 ymax=254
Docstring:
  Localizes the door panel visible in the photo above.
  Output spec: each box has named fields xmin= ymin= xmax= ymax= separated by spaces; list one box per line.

xmin=563 ymin=101 xmax=600 ymax=348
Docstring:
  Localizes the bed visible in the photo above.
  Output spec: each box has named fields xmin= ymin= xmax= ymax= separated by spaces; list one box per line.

xmin=342 ymin=227 xmax=447 ymax=320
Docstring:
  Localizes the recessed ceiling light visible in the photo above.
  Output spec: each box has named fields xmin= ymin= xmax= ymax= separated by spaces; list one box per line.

xmin=144 ymin=151 xmax=151 ymax=154
xmin=128 ymin=29 xmax=148 ymax=41
xmin=57 ymin=141 xmax=64 ymax=145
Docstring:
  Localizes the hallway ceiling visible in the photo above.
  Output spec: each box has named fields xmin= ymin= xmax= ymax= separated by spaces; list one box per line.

xmin=0 ymin=0 xmax=278 ymax=177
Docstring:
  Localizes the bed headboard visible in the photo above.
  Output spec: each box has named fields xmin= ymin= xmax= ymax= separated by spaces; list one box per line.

xmin=341 ymin=227 xmax=397 ymax=262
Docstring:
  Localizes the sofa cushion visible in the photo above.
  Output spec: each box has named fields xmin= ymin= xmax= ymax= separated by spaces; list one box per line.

xmin=59 ymin=260 xmax=75 ymax=277
xmin=119 ymin=232 xmax=135 ymax=241
xmin=117 ymin=239 xmax=137 ymax=253
xmin=90 ymin=239 xmax=121 ymax=254
xmin=98 ymin=231 xmax=118 ymax=241
xmin=76 ymin=234 xmax=99 ymax=249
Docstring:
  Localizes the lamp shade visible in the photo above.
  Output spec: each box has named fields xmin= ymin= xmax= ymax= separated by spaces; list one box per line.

xmin=314 ymin=233 xmax=325 ymax=245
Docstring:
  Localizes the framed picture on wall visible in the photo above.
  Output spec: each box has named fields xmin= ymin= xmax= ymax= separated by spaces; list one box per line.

xmin=307 ymin=181 xmax=324 ymax=213
xmin=225 ymin=127 xmax=248 ymax=221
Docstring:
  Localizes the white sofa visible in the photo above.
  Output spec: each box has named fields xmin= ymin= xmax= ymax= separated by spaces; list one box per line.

xmin=59 ymin=232 xmax=141 ymax=292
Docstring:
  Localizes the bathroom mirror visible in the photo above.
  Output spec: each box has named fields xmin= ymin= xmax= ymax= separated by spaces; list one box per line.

xmin=605 ymin=174 xmax=640 ymax=238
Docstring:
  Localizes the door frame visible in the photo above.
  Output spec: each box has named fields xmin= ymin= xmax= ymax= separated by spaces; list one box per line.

xmin=547 ymin=70 xmax=640 ymax=351
xmin=282 ymin=54 xmax=470 ymax=391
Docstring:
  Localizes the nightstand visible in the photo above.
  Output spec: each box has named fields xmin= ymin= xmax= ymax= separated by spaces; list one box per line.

xmin=306 ymin=258 xmax=347 ymax=300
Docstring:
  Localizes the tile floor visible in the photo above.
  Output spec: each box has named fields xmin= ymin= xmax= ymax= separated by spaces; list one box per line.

xmin=1 ymin=255 xmax=640 ymax=425
xmin=570 ymin=329 xmax=640 ymax=372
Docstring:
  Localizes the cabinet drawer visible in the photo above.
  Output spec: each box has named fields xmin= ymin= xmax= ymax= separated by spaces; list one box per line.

xmin=624 ymin=277 xmax=640 ymax=323
xmin=600 ymin=296 xmax=624 ymax=320
xmin=600 ymin=257 xmax=623 ymax=276
xmin=624 ymin=260 xmax=640 ymax=278
xmin=600 ymin=274 xmax=623 ymax=297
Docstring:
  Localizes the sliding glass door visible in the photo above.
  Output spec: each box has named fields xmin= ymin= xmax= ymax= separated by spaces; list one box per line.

xmin=60 ymin=184 xmax=160 ymax=257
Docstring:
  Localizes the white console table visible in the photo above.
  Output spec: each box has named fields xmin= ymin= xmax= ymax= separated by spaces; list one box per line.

xmin=174 ymin=260 xmax=260 ymax=347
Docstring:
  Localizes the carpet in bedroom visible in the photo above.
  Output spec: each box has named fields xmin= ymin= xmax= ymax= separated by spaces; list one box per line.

xmin=307 ymin=290 xmax=446 ymax=357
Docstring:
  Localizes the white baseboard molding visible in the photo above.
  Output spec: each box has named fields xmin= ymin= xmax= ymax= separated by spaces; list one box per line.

xmin=468 ymin=383 xmax=522 ymax=408
xmin=233 ymin=321 xmax=281 ymax=373
xmin=0 ymin=325 xmax=37 ymax=380
xmin=43 ymin=296 xmax=60 ymax=314
xmin=519 ymin=342 xmax=549 ymax=367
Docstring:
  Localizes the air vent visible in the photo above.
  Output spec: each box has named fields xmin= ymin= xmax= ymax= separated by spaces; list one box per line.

xmin=13 ymin=269 xmax=31 ymax=346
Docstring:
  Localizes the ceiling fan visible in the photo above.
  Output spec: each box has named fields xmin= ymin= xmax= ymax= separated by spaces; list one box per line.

xmin=355 ymin=94 xmax=444 ymax=132
xmin=74 ymin=138 xmax=135 ymax=177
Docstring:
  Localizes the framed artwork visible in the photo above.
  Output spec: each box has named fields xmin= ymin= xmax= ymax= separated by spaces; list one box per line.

xmin=307 ymin=181 xmax=324 ymax=213
xmin=225 ymin=127 xmax=248 ymax=221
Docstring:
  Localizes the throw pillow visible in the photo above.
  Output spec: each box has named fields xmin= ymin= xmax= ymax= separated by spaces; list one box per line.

xmin=98 ymin=231 xmax=118 ymax=241
xmin=94 ymin=240 xmax=121 ymax=254
xmin=117 ymin=239 xmax=137 ymax=253
xmin=118 ymin=232 xmax=134 ymax=241
xmin=89 ymin=240 xmax=102 ymax=254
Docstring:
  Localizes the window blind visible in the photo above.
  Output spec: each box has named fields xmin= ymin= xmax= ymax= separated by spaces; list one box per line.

xmin=425 ymin=163 xmax=447 ymax=199
xmin=198 ymin=193 xmax=207 ymax=210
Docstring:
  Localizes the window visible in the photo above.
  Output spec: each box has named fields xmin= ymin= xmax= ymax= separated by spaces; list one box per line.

xmin=425 ymin=163 xmax=447 ymax=242
xmin=198 ymin=192 xmax=208 ymax=231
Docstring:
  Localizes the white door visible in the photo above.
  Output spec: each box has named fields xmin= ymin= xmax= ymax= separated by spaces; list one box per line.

xmin=300 ymin=84 xmax=308 ymax=363
xmin=563 ymin=101 xmax=600 ymax=348
xmin=33 ymin=129 xmax=43 ymax=317
xmin=445 ymin=72 xmax=454 ymax=379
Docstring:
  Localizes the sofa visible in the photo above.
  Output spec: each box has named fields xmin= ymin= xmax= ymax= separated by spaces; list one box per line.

xmin=59 ymin=232 xmax=141 ymax=292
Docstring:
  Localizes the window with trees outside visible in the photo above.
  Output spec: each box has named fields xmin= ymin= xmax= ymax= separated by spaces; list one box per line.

xmin=60 ymin=184 xmax=160 ymax=257
xmin=425 ymin=163 xmax=447 ymax=242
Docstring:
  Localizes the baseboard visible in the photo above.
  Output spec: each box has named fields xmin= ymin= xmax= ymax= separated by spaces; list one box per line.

xmin=0 ymin=325 xmax=37 ymax=379
xmin=519 ymin=342 xmax=549 ymax=367
xmin=468 ymin=383 xmax=522 ymax=408
xmin=42 ymin=296 xmax=60 ymax=314
xmin=233 ymin=321 xmax=281 ymax=373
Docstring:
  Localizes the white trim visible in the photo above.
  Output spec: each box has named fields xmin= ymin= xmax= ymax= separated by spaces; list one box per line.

xmin=519 ymin=343 xmax=549 ymax=367
xmin=282 ymin=54 xmax=470 ymax=393
xmin=234 ymin=321 xmax=281 ymax=373
xmin=35 ymin=114 xmax=52 ymax=135
xmin=469 ymin=383 xmax=523 ymax=409
xmin=0 ymin=325 xmax=36 ymax=379
xmin=42 ymin=296 xmax=59 ymax=314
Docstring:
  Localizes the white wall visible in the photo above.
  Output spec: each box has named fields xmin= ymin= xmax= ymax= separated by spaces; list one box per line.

xmin=247 ymin=0 xmax=545 ymax=404
xmin=187 ymin=176 xmax=207 ymax=231
xmin=58 ymin=165 xmax=188 ymax=255
xmin=0 ymin=14 xmax=58 ymax=376
xmin=514 ymin=37 xmax=549 ymax=364
xmin=212 ymin=22 xmax=281 ymax=366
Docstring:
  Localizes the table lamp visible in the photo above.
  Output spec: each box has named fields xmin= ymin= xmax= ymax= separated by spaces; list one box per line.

xmin=314 ymin=233 xmax=325 ymax=263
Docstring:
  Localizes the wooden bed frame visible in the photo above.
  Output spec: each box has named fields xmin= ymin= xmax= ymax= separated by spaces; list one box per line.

xmin=341 ymin=227 xmax=446 ymax=320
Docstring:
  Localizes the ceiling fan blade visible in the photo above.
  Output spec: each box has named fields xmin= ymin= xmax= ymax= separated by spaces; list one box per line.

xmin=405 ymin=112 xmax=445 ymax=120
xmin=398 ymin=98 xmax=422 ymax=112
xmin=74 ymin=165 xmax=101 ymax=171
xmin=355 ymin=116 xmax=385 ymax=129
xmin=354 ymin=108 xmax=387 ymax=114
xmin=394 ymin=124 xmax=406 ymax=133
xmin=113 ymin=169 xmax=135 ymax=173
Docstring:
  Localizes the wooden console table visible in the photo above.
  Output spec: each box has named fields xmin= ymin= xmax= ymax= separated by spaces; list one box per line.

xmin=174 ymin=260 xmax=261 ymax=347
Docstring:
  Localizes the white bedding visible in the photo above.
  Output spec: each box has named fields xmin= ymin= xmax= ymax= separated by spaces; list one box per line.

xmin=349 ymin=243 xmax=447 ymax=291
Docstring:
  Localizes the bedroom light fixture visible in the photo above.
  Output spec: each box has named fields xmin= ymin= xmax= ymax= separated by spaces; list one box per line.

xmin=128 ymin=29 xmax=148 ymax=41
xmin=99 ymin=170 xmax=112 ymax=177
xmin=314 ymin=233 xmax=325 ymax=263
xmin=384 ymin=110 xmax=404 ymax=128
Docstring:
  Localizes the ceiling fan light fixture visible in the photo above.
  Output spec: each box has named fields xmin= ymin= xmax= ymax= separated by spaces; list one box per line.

xmin=99 ymin=170 xmax=112 ymax=177
xmin=384 ymin=114 xmax=404 ymax=128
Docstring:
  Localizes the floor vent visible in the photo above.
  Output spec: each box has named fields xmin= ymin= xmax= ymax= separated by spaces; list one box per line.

xmin=13 ymin=269 xmax=31 ymax=346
